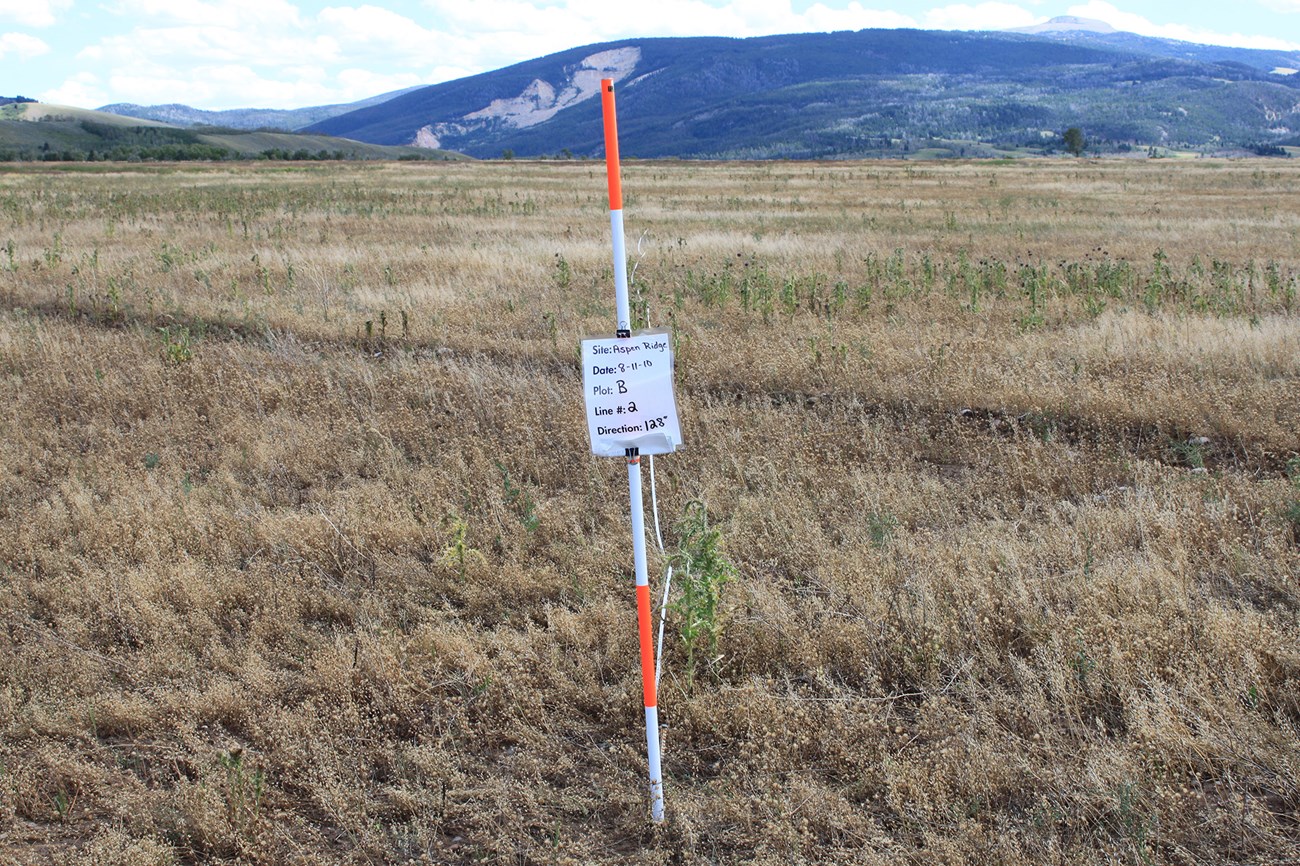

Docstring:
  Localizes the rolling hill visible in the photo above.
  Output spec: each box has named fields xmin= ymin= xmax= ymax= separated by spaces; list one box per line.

xmin=97 ymin=85 xmax=424 ymax=132
xmin=304 ymin=26 xmax=1300 ymax=159
xmin=0 ymin=102 xmax=465 ymax=161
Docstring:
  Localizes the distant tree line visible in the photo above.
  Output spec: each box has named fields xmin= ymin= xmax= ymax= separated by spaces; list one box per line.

xmin=1250 ymin=143 xmax=1291 ymax=157
xmin=258 ymin=148 xmax=351 ymax=160
xmin=0 ymin=96 xmax=36 ymax=107
xmin=0 ymin=142 xmax=234 ymax=162
xmin=0 ymin=143 xmax=451 ymax=163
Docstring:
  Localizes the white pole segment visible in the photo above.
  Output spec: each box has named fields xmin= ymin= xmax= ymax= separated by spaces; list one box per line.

xmin=611 ymin=209 xmax=631 ymax=332
xmin=645 ymin=704 xmax=665 ymax=820
xmin=628 ymin=455 xmax=650 ymax=589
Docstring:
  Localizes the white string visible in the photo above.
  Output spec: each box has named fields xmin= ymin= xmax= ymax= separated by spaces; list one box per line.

xmin=630 ymin=232 xmax=673 ymax=690
xmin=629 ymin=228 xmax=649 ymax=290
xmin=649 ymin=455 xmax=665 ymax=551
xmin=656 ymin=562 xmax=672 ymax=691
xmin=649 ymin=453 xmax=672 ymax=690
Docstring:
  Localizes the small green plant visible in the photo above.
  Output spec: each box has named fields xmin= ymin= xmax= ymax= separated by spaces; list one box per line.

xmin=1018 ymin=262 xmax=1048 ymax=331
xmin=496 ymin=461 xmax=539 ymax=533
xmin=44 ymin=232 xmax=63 ymax=268
xmin=1145 ymin=248 xmax=1170 ymax=313
xmin=866 ymin=510 xmax=898 ymax=549
xmin=1170 ymin=437 xmax=1207 ymax=470
xmin=670 ymin=501 xmax=736 ymax=688
xmin=51 ymin=786 xmax=77 ymax=823
xmin=218 ymin=749 xmax=265 ymax=834
xmin=552 ymin=253 xmax=571 ymax=289
xmin=631 ymin=292 xmax=650 ymax=331
xmin=103 ymin=277 xmax=124 ymax=323
xmin=1082 ymin=293 xmax=1107 ymax=319
xmin=155 ymin=241 xmax=176 ymax=272
xmin=441 ymin=514 xmax=483 ymax=579
xmin=158 ymin=326 xmax=193 ymax=364
xmin=1112 ymin=781 xmax=1155 ymax=865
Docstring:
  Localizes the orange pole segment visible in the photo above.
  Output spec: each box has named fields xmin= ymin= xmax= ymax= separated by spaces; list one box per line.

xmin=636 ymin=583 xmax=657 ymax=707
xmin=601 ymin=78 xmax=623 ymax=211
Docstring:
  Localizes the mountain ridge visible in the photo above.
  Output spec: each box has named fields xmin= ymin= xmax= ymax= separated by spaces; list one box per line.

xmin=1010 ymin=15 xmax=1117 ymax=35
xmin=304 ymin=27 xmax=1300 ymax=159
xmin=97 ymin=86 xmax=424 ymax=132
xmin=0 ymin=101 xmax=466 ymax=161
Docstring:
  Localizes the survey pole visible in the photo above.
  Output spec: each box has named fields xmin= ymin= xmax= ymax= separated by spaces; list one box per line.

xmin=601 ymin=77 xmax=665 ymax=823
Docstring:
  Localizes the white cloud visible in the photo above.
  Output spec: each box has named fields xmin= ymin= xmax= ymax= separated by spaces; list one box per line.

xmin=924 ymin=2 xmax=1040 ymax=30
xmin=85 ymin=24 xmax=337 ymax=69
xmin=335 ymin=68 xmax=426 ymax=99
xmin=0 ymin=0 xmax=69 ymax=28
xmin=66 ymin=3 xmax=453 ymax=107
xmin=106 ymin=0 xmax=302 ymax=28
xmin=41 ymin=72 xmax=106 ymax=108
xmin=106 ymin=64 xmax=332 ymax=108
xmin=51 ymin=44 xmax=428 ymax=109
xmin=407 ymin=0 xmax=918 ymax=85
xmin=0 ymin=31 xmax=48 ymax=59
xmin=1067 ymin=1 xmax=1300 ymax=50
xmin=318 ymin=5 xmax=452 ymax=66
xmin=427 ymin=64 xmax=478 ymax=83
xmin=420 ymin=0 xmax=915 ymax=41
xmin=802 ymin=2 xmax=916 ymax=31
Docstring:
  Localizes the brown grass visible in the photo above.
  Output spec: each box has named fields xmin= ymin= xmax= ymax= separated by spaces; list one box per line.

xmin=1 ymin=158 xmax=1298 ymax=865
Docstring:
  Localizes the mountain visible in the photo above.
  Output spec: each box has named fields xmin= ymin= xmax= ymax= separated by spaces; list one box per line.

xmin=0 ymin=101 xmax=465 ymax=161
xmin=305 ymin=27 xmax=1300 ymax=159
xmin=1011 ymin=15 xmax=1117 ymax=35
xmin=97 ymin=86 xmax=422 ymax=132
xmin=1009 ymin=20 xmax=1300 ymax=76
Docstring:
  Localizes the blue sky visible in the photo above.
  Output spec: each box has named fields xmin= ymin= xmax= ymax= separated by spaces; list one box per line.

xmin=3 ymin=1 xmax=1298 ymax=110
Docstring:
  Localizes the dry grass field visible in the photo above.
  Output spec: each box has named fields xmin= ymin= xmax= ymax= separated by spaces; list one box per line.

xmin=1 ymin=157 xmax=1298 ymax=865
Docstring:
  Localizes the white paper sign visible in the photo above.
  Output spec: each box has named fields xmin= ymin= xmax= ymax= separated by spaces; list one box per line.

xmin=581 ymin=328 xmax=682 ymax=457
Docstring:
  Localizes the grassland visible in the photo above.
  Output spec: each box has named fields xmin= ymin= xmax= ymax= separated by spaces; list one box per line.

xmin=0 ymin=157 xmax=1297 ymax=865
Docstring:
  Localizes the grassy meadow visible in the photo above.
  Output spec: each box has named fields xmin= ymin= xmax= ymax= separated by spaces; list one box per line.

xmin=1 ymin=157 xmax=1298 ymax=865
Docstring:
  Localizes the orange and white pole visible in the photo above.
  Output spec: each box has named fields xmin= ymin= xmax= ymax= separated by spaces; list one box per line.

xmin=601 ymin=77 xmax=665 ymax=823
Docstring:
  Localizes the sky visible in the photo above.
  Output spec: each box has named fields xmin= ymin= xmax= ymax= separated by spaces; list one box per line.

xmin=3 ymin=0 xmax=1299 ymax=111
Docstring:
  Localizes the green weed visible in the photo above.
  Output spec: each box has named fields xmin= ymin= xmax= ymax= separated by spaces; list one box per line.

xmin=671 ymin=501 xmax=736 ymax=689
xmin=158 ymin=325 xmax=193 ymax=364
xmin=217 ymin=749 xmax=265 ymax=835
xmin=496 ymin=461 xmax=539 ymax=533
xmin=552 ymin=253 xmax=571 ymax=289
xmin=442 ymin=514 xmax=483 ymax=579
xmin=866 ymin=510 xmax=898 ymax=549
